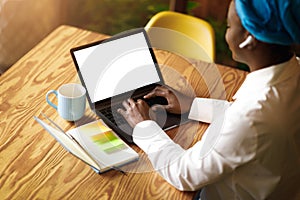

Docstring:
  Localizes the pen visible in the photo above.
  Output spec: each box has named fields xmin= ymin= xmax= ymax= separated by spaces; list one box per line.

xmin=112 ymin=166 xmax=127 ymax=176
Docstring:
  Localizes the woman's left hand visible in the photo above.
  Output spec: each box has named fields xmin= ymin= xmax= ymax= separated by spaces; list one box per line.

xmin=118 ymin=98 xmax=155 ymax=128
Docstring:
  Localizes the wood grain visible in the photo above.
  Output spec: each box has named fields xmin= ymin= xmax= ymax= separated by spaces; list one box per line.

xmin=0 ymin=25 xmax=248 ymax=200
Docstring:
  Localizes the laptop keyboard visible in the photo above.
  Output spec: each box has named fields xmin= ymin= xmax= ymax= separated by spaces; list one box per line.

xmin=101 ymin=105 xmax=127 ymax=126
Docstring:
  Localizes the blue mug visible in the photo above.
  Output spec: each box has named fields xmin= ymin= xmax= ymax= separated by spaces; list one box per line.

xmin=46 ymin=83 xmax=86 ymax=121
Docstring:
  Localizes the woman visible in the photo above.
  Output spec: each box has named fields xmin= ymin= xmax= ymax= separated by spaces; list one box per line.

xmin=118 ymin=0 xmax=300 ymax=199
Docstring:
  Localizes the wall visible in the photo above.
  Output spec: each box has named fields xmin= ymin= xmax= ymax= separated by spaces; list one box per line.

xmin=0 ymin=0 xmax=239 ymax=75
xmin=0 ymin=0 xmax=63 ymax=74
xmin=0 ymin=0 xmax=170 ymax=75
xmin=192 ymin=0 xmax=231 ymax=21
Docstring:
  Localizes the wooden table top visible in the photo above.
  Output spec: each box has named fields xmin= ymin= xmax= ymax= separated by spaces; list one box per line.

xmin=0 ymin=25 xmax=248 ymax=200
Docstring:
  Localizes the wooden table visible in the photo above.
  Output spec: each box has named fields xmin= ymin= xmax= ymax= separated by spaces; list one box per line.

xmin=0 ymin=25 xmax=248 ymax=200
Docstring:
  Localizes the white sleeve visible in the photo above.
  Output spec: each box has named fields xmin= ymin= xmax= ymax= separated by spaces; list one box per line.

xmin=133 ymin=105 xmax=255 ymax=191
xmin=132 ymin=120 xmax=231 ymax=191
xmin=188 ymin=98 xmax=231 ymax=123
xmin=133 ymin=120 xmax=221 ymax=191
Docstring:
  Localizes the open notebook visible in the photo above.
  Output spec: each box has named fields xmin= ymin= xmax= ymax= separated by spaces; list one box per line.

xmin=34 ymin=116 xmax=139 ymax=174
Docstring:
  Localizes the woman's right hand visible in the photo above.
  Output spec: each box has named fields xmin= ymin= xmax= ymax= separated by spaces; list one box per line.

xmin=144 ymin=86 xmax=194 ymax=114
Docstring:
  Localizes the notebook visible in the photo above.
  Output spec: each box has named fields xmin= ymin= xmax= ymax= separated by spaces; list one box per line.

xmin=70 ymin=28 xmax=189 ymax=143
xmin=34 ymin=115 xmax=138 ymax=174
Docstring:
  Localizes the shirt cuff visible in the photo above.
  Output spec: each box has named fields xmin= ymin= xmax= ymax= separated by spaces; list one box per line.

xmin=132 ymin=120 xmax=174 ymax=154
xmin=188 ymin=98 xmax=230 ymax=123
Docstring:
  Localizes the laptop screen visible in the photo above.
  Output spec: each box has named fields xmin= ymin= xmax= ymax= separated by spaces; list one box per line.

xmin=72 ymin=30 xmax=161 ymax=103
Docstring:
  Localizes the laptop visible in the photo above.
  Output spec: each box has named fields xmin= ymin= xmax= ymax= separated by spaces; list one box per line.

xmin=70 ymin=28 xmax=189 ymax=143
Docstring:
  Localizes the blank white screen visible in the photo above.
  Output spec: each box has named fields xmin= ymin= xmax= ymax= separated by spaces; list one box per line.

xmin=73 ymin=32 xmax=160 ymax=103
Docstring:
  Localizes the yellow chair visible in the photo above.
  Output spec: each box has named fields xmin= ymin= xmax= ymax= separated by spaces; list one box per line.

xmin=145 ymin=11 xmax=215 ymax=63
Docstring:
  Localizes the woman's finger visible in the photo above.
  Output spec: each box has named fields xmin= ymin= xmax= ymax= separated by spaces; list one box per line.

xmin=144 ymin=86 xmax=167 ymax=99
xmin=117 ymin=108 xmax=126 ymax=116
xmin=127 ymin=98 xmax=136 ymax=107
xmin=122 ymin=100 xmax=131 ymax=110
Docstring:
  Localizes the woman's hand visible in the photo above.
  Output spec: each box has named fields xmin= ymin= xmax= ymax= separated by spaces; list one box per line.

xmin=118 ymin=98 xmax=155 ymax=128
xmin=144 ymin=86 xmax=194 ymax=114
xmin=117 ymin=86 xmax=195 ymax=128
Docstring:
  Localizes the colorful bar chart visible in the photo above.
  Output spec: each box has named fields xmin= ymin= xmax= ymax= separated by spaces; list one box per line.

xmin=91 ymin=131 xmax=126 ymax=154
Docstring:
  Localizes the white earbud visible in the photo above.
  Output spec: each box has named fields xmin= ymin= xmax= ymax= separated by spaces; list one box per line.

xmin=239 ymin=35 xmax=253 ymax=48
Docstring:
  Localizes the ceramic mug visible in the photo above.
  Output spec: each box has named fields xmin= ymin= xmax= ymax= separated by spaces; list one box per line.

xmin=46 ymin=83 xmax=86 ymax=121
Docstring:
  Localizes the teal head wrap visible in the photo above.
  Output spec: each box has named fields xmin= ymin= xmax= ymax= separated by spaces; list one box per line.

xmin=235 ymin=0 xmax=300 ymax=45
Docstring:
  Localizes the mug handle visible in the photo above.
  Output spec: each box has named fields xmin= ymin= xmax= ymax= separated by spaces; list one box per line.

xmin=46 ymin=90 xmax=58 ymax=110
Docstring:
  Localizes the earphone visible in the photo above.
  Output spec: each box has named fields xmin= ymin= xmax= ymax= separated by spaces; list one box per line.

xmin=239 ymin=35 xmax=253 ymax=48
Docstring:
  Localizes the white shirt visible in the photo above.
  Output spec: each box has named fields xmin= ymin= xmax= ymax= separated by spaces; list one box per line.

xmin=132 ymin=56 xmax=300 ymax=200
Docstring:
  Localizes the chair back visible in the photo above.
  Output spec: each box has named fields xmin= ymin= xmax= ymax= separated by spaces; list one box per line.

xmin=145 ymin=11 xmax=215 ymax=62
